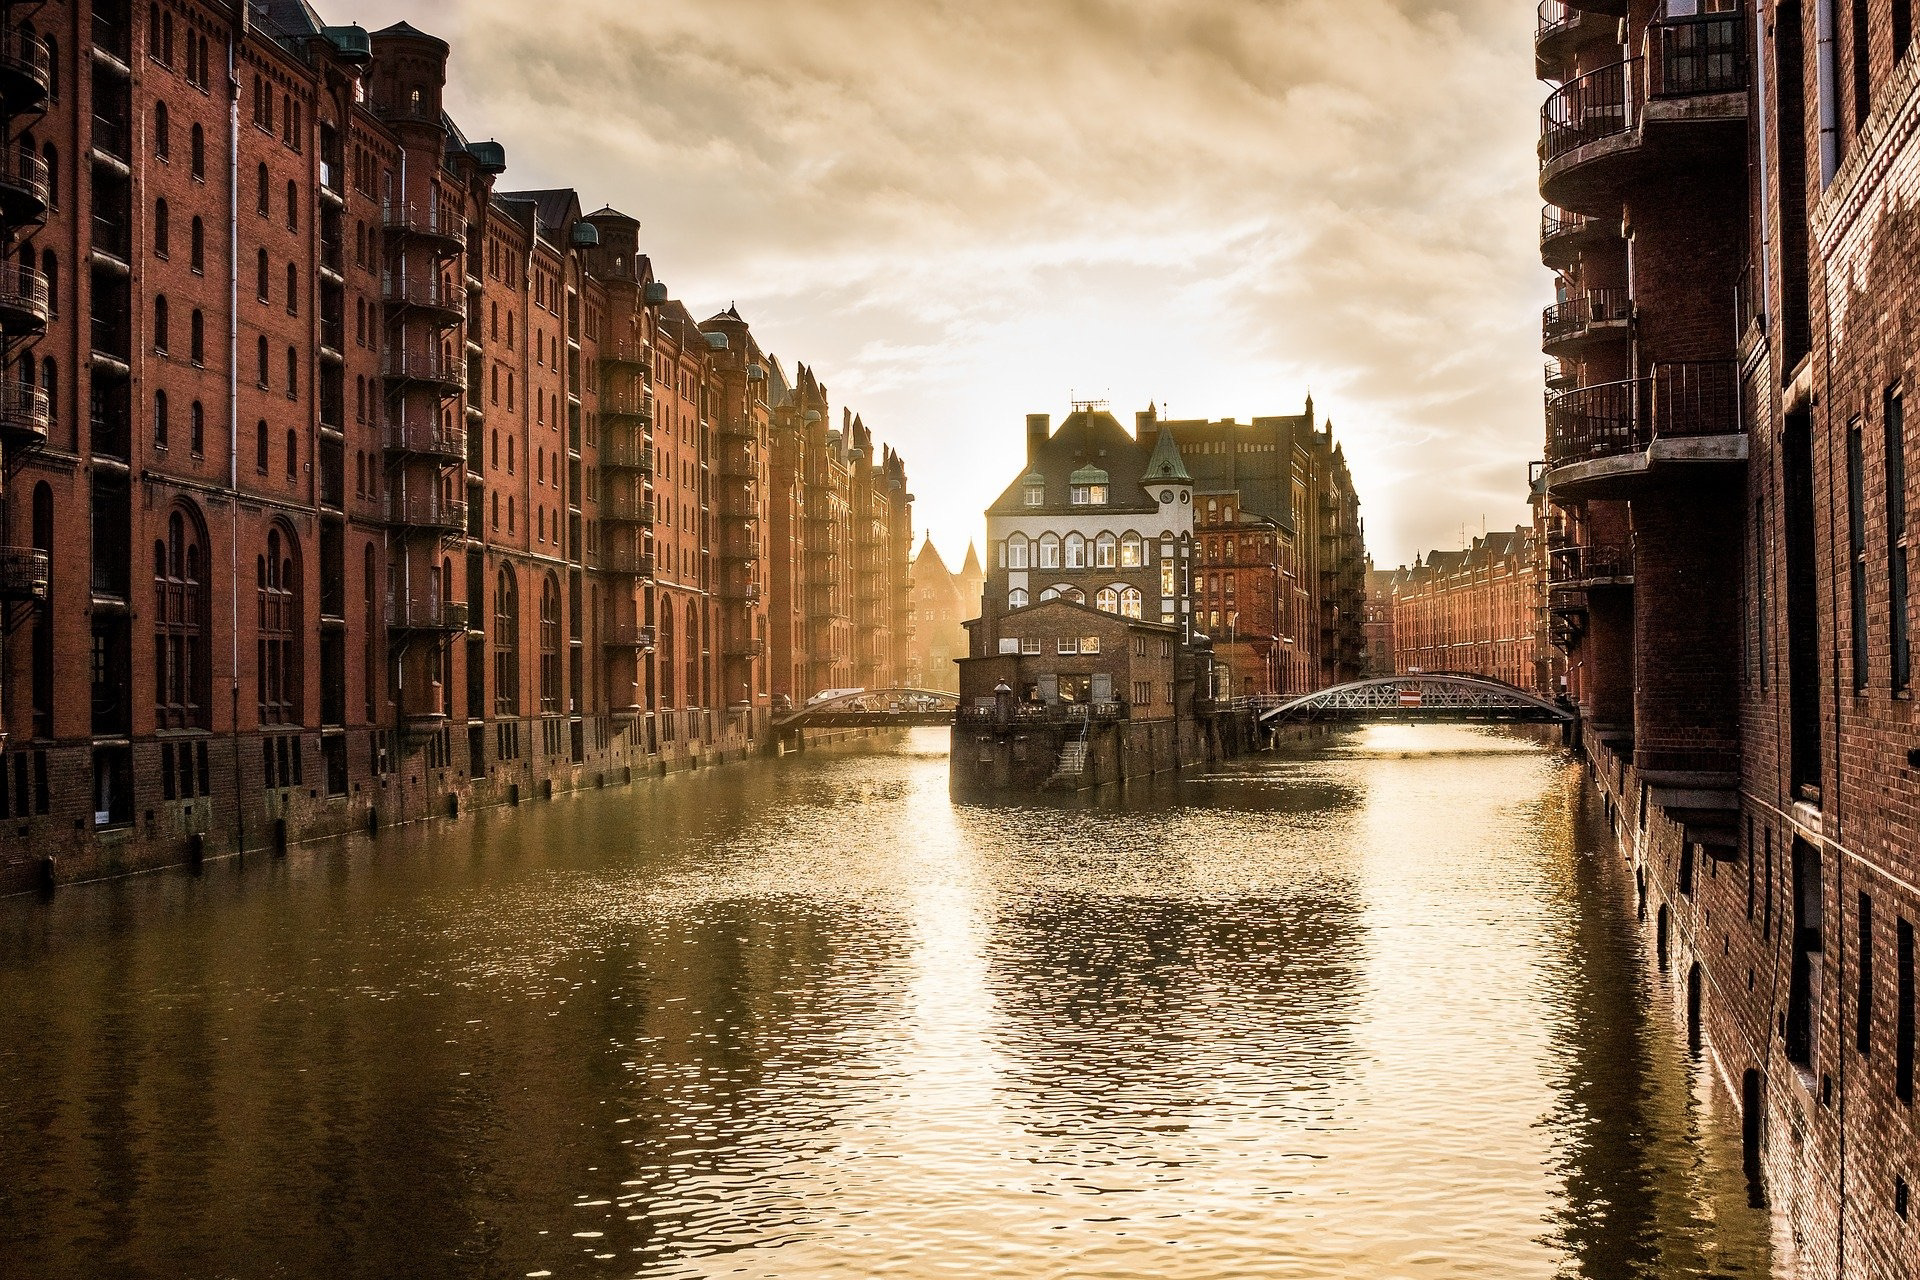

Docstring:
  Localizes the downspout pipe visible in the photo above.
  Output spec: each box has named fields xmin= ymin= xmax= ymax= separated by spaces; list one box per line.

xmin=227 ymin=15 xmax=244 ymax=853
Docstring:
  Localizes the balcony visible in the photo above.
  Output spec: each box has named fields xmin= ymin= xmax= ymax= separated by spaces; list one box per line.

xmin=1539 ymin=205 xmax=1613 ymax=270
xmin=0 ymin=547 xmax=49 ymax=603
xmin=380 ymin=202 xmax=465 ymax=253
xmin=0 ymin=29 xmax=51 ymax=114
xmin=386 ymin=595 xmax=469 ymax=633
xmin=595 ymin=547 xmax=655 ymax=578
xmin=0 ymin=377 xmax=49 ymax=448
xmin=1542 ymin=287 xmax=1630 ymax=354
xmin=600 ymin=489 xmax=654 ymax=526
xmin=1548 ymin=543 xmax=1632 ymax=588
xmin=1535 ymin=0 xmax=1614 ymax=79
xmin=718 ymin=416 xmax=757 ymax=440
xmin=385 ymin=488 xmax=466 ymax=534
xmin=726 ymin=637 xmax=766 ymax=659
xmin=381 ymin=272 xmax=465 ymax=323
xmin=1540 ymin=14 xmax=1748 ymax=215
xmin=382 ymin=349 xmax=465 ymax=393
xmin=383 ymin=416 xmax=466 ymax=462
xmin=0 ymin=261 xmax=48 ymax=335
xmin=600 ymin=436 xmax=653 ymax=474
xmin=603 ymin=620 xmax=655 ymax=651
xmin=0 ymin=147 xmax=48 ymax=228
xmin=1545 ymin=359 xmax=1745 ymax=496
xmin=602 ymin=390 xmax=653 ymax=421
xmin=716 ymin=449 xmax=757 ymax=479
xmin=1545 ymin=358 xmax=1577 ymax=391
xmin=719 ymin=579 xmax=762 ymax=603
xmin=601 ymin=338 xmax=647 ymax=370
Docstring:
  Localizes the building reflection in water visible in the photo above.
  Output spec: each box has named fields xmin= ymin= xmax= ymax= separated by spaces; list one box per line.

xmin=0 ymin=726 xmax=1772 ymax=1279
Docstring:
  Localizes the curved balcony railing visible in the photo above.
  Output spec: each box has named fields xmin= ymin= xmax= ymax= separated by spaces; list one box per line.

xmin=0 ymin=29 xmax=52 ymax=111
xmin=385 ymin=595 xmax=469 ymax=632
xmin=602 ymin=620 xmax=656 ymax=651
xmin=380 ymin=202 xmax=465 ymax=248
xmin=595 ymin=547 xmax=655 ymax=577
xmin=383 ymin=416 xmax=466 ymax=459
xmin=385 ymin=488 xmax=466 ymax=533
xmin=600 ymin=437 xmax=653 ymax=473
xmin=0 ymin=147 xmax=50 ymax=227
xmin=0 ymin=376 xmax=50 ymax=445
xmin=600 ymin=338 xmax=647 ymax=369
xmin=382 ymin=349 xmax=465 ymax=389
xmin=0 ymin=546 xmax=49 ymax=602
xmin=1542 ymin=287 xmax=1631 ymax=348
xmin=0 ymin=261 xmax=49 ymax=333
xmin=1541 ymin=59 xmax=1634 ymax=163
xmin=1545 ymin=359 xmax=1742 ymax=466
xmin=1548 ymin=544 xmax=1632 ymax=586
xmin=380 ymin=272 xmax=464 ymax=316
xmin=603 ymin=391 xmax=653 ymax=420
xmin=601 ymin=489 xmax=655 ymax=525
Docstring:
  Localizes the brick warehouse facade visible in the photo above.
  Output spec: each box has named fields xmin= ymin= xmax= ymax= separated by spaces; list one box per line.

xmin=1143 ymin=399 xmax=1369 ymax=697
xmin=1379 ymin=527 xmax=1552 ymax=695
xmin=1536 ymin=2 xmax=1920 ymax=1275
xmin=0 ymin=0 xmax=912 ymax=894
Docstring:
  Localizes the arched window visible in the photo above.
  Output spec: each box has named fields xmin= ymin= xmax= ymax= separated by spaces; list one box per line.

xmin=256 ymin=248 xmax=269 ymax=300
xmin=1120 ymin=532 xmax=1144 ymax=568
xmin=1006 ymin=533 xmax=1029 ymax=570
xmin=684 ymin=601 xmax=700 ymax=710
xmin=1096 ymin=586 xmax=1120 ymax=614
xmin=1094 ymin=532 xmax=1117 ymax=569
xmin=257 ymin=526 xmax=302 ymax=723
xmin=286 ymin=346 xmax=297 ymax=397
xmin=285 ymin=179 xmax=297 ymax=231
xmin=31 ymin=482 xmax=52 ymax=735
xmin=154 ymin=505 xmax=209 ymax=728
xmin=494 ymin=566 xmax=520 ymax=716
xmin=41 ymin=251 xmax=54 ymax=319
xmin=1065 ymin=533 xmax=1086 ymax=569
xmin=285 ymin=428 xmax=297 ymax=479
xmin=190 ymin=124 xmax=204 ymax=179
xmin=39 ymin=355 xmax=55 ymax=435
xmin=1120 ymin=587 xmax=1143 ymax=620
xmin=189 ymin=216 xmax=203 ymax=272
xmin=189 ymin=308 xmax=203 ymax=364
xmin=189 ymin=400 xmax=203 ymax=454
xmin=658 ymin=601 xmax=676 ymax=705
xmin=153 ymin=198 xmax=168 ymax=256
xmin=1009 ymin=588 xmax=1029 ymax=609
xmin=540 ymin=576 xmax=562 ymax=714
xmin=257 ymin=162 xmax=269 ymax=215
xmin=255 ymin=419 xmax=268 ymax=472
xmin=41 ymin=143 xmax=56 ymax=211
xmin=1039 ymin=587 xmax=1059 ymax=602
xmin=256 ymin=336 xmax=269 ymax=386
xmin=286 ymin=262 xmax=297 ymax=314
xmin=1038 ymin=533 xmax=1061 ymax=569
xmin=1061 ymin=586 xmax=1086 ymax=605
xmin=154 ymin=103 xmax=170 ymax=159
xmin=152 ymin=294 xmax=168 ymax=352
xmin=152 ymin=390 xmax=167 ymax=446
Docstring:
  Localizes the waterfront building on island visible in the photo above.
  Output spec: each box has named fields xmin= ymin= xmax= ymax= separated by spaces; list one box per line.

xmin=1536 ymin=3 xmax=1920 ymax=1274
xmin=0 ymin=0 xmax=911 ymax=894
xmin=906 ymin=536 xmax=970 ymax=693
xmin=1380 ymin=528 xmax=1547 ymax=696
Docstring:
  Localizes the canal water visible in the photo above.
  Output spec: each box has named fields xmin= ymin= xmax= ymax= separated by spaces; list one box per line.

xmin=0 ymin=726 xmax=1773 ymax=1279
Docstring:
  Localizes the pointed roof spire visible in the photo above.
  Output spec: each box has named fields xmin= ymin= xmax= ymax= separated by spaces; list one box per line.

xmin=960 ymin=542 xmax=983 ymax=576
xmin=1143 ymin=426 xmax=1192 ymax=484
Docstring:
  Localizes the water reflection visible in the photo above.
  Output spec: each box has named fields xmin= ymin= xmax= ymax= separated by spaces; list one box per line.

xmin=0 ymin=726 xmax=1771 ymax=1278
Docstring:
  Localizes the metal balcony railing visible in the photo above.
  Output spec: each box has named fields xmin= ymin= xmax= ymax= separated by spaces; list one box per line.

xmin=1542 ymin=287 xmax=1631 ymax=346
xmin=385 ymin=488 xmax=466 ymax=532
xmin=381 ymin=272 xmax=463 ymax=313
xmin=601 ymin=489 xmax=654 ymax=524
xmin=1648 ymin=11 xmax=1748 ymax=98
xmin=0 ymin=378 xmax=49 ymax=443
xmin=0 ymin=29 xmax=51 ymax=105
xmin=0 ymin=547 xmax=49 ymax=602
xmin=380 ymin=202 xmax=465 ymax=247
xmin=1540 ymin=205 xmax=1595 ymax=249
xmin=601 ymin=337 xmax=646 ymax=367
xmin=602 ymin=390 xmax=653 ymax=419
xmin=385 ymin=595 xmax=470 ymax=632
xmin=603 ymin=620 xmax=655 ymax=650
xmin=600 ymin=437 xmax=653 ymax=473
xmin=1545 ymin=359 xmax=1742 ymax=466
xmin=1548 ymin=544 xmax=1632 ymax=586
xmin=382 ymin=350 xmax=464 ymax=387
xmin=0 ymin=147 xmax=49 ymax=224
xmin=1541 ymin=59 xmax=1634 ymax=163
xmin=384 ymin=416 xmax=466 ymax=458
xmin=0 ymin=260 xmax=49 ymax=330
xmin=596 ymin=547 xmax=655 ymax=577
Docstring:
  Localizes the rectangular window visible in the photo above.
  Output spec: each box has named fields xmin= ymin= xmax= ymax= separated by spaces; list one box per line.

xmin=1070 ymin=485 xmax=1088 ymax=506
xmin=998 ymin=638 xmax=1019 ymax=656
xmin=1888 ymin=388 xmax=1910 ymax=692
xmin=1899 ymin=0 xmax=1914 ymax=63
xmin=1784 ymin=411 xmax=1824 ymax=799
xmin=1859 ymin=892 xmax=1875 ymax=1055
xmin=1057 ymin=637 xmax=1078 ymax=655
xmin=1900 ymin=918 xmax=1915 ymax=1104
xmin=1786 ymin=839 xmax=1823 ymax=1071
xmin=1024 ymin=484 xmax=1043 ymax=507
xmin=1161 ymin=564 xmax=1176 ymax=599
xmin=1021 ymin=637 xmax=1041 ymax=655
xmin=1081 ymin=636 xmax=1100 ymax=654
xmin=1849 ymin=421 xmax=1869 ymax=690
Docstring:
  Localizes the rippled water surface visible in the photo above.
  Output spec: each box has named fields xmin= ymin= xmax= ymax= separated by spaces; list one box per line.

xmin=0 ymin=726 xmax=1773 ymax=1279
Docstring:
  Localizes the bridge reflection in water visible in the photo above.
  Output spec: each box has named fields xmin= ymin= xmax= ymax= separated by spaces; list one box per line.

xmin=0 ymin=726 xmax=1770 ymax=1278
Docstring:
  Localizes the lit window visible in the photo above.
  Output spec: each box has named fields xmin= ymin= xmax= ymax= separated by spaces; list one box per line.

xmin=1096 ymin=587 xmax=1120 ymax=613
xmin=1082 ymin=636 xmax=1100 ymax=654
xmin=999 ymin=638 xmax=1020 ymax=655
xmin=1120 ymin=534 xmax=1143 ymax=567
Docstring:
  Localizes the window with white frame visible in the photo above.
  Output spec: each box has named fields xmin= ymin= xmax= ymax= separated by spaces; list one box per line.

xmin=1095 ymin=532 xmax=1117 ymax=568
xmin=1024 ymin=482 xmax=1044 ymax=507
xmin=1039 ymin=533 xmax=1061 ymax=569
xmin=1009 ymin=587 xmax=1029 ymax=608
xmin=1057 ymin=637 xmax=1079 ymax=654
xmin=1008 ymin=534 xmax=1029 ymax=569
xmin=1021 ymin=637 xmax=1042 ymax=654
xmin=1065 ymin=533 xmax=1086 ymax=568
xmin=1120 ymin=533 xmax=1144 ymax=567
xmin=1096 ymin=586 xmax=1120 ymax=613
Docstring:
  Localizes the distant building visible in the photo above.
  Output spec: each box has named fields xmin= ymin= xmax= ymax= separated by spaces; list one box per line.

xmin=1381 ymin=528 xmax=1545 ymax=693
xmin=1363 ymin=562 xmax=1396 ymax=677
xmin=1148 ymin=398 xmax=1369 ymax=695
xmin=907 ymin=536 xmax=968 ymax=692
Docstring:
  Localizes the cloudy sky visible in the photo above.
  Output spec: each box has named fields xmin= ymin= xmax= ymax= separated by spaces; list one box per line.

xmin=351 ymin=0 xmax=1549 ymax=568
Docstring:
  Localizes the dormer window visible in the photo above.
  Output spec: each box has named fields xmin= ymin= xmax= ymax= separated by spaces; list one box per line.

xmin=1025 ymin=483 xmax=1044 ymax=506
xmin=1070 ymin=484 xmax=1108 ymax=506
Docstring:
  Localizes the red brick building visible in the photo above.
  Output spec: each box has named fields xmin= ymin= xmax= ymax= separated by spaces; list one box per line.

xmin=1537 ymin=3 xmax=1920 ymax=1274
xmin=1381 ymin=528 xmax=1546 ymax=694
xmin=0 ymin=1 xmax=910 ymax=892
xmin=906 ymin=536 xmax=968 ymax=693
xmin=1145 ymin=399 xmax=1369 ymax=697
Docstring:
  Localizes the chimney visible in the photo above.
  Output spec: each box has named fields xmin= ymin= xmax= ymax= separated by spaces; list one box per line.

xmin=1026 ymin=414 xmax=1050 ymax=462
xmin=1135 ymin=407 xmax=1157 ymax=441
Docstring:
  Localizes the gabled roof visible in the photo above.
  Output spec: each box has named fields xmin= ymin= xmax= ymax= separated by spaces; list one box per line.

xmin=497 ymin=189 xmax=582 ymax=242
xmin=965 ymin=595 xmax=1180 ymax=634
xmin=986 ymin=409 xmax=1158 ymax=517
